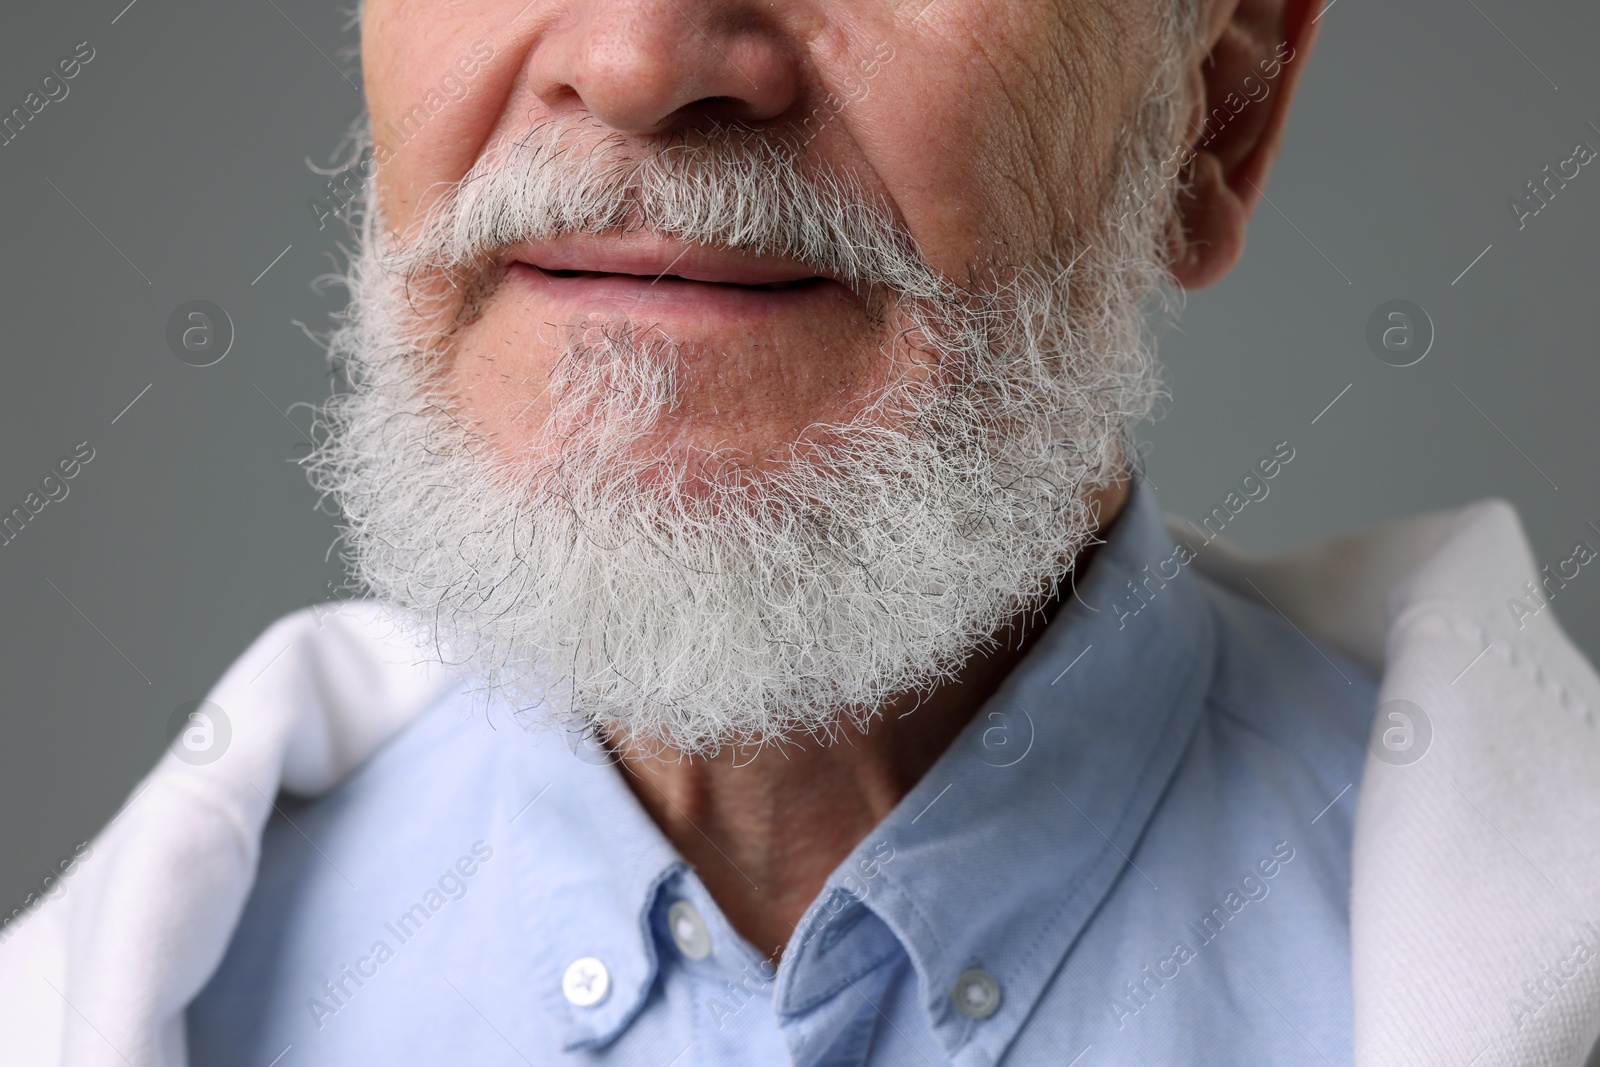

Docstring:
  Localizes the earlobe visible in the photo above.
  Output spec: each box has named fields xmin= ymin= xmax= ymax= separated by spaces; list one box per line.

xmin=1168 ymin=150 xmax=1248 ymax=289
xmin=1165 ymin=0 xmax=1323 ymax=290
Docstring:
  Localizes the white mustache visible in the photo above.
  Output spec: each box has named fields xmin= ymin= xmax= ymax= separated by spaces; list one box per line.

xmin=386 ymin=120 xmax=949 ymax=301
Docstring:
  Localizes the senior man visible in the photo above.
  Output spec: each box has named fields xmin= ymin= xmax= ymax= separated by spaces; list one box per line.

xmin=5 ymin=0 xmax=1600 ymax=1064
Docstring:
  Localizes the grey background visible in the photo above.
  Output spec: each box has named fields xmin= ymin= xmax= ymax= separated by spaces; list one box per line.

xmin=0 ymin=0 xmax=1595 ymax=909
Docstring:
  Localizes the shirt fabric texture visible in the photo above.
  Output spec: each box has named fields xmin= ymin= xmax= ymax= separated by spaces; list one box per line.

xmin=187 ymin=484 xmax=1378 ymax=1067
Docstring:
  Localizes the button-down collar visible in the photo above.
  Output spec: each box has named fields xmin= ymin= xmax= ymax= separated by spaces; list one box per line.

xmin=515 ymin=482 xmax=1215 ymax=1064
xmin=513 ymin=728 xmax=785 ymax=1053
xmin=512 ymin=735 xmax=682 ymax=1051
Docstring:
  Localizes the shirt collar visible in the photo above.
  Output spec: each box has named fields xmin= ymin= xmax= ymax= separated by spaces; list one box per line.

xmin=774 ymin=481 xmax=1217 ymax=1065
xmin=509 ymin=732 xmax=684 ymax=1051
xmin=511 ymin=481 xmax=1217 ymax=1060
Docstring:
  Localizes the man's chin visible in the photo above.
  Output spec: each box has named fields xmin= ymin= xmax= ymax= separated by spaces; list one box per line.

xmin=504 ymin=399 xmax=922 ymax=519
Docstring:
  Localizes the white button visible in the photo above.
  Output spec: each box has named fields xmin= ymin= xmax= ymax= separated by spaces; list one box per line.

xmin=951 ymin=968 xmax=1001 ymax=1019
xmin=562 ymin=957 xmax=610 ymax=1007
xmin=667 ymin=900 xmax=713 ymax=960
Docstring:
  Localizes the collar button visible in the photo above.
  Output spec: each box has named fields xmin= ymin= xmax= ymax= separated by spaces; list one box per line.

xmin=951 ymin=968 xmax=1002 ymax=1020
xmin=667 ymin=899 xmax=713 ymax=960
xmin=562 ymin=957 xmax=611 ymax=1007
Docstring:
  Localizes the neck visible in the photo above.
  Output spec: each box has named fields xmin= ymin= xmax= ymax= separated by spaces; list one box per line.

xmin=610 ymin=475 xmax=1132 ymax=960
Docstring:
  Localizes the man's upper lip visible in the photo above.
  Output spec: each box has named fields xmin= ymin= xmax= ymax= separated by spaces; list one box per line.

xmin=506 ymin=233 xmax=828 ymax=287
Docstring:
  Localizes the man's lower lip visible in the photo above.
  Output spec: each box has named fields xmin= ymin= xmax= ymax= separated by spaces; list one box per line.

xmin=506 ymin=263 xmax=852 ymax=318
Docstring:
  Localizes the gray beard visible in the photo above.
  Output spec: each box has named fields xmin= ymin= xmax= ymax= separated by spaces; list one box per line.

xmin=306 ymin=119 xmax=1176 ymax=756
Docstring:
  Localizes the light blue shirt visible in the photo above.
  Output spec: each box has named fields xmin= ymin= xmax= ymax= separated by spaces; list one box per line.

xmin=189 ymin=484 xmax=1377 ymax=1066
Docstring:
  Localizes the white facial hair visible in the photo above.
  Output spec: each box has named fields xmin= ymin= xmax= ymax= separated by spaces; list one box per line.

xmin=307 ymin=97 xmax=1180 ymax=757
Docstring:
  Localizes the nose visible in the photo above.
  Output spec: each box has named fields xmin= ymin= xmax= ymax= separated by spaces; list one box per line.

xmin=529 ymin=1 xmax=800 ymax=135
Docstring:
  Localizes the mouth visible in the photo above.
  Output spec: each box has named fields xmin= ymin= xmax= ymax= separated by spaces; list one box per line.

xmin=502 ymin=232 xmax=851 ymax=320
xmin=536 ymin=268 xmax=829 ymax=292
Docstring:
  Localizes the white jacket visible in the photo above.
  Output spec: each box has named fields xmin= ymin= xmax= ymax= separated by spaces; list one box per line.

xmin=2 ymin=498 xmax=1598 ymax=1066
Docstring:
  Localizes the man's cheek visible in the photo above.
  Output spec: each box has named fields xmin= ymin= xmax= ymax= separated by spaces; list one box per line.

xmin=367 ymin=24 xmax=508 ymax=219
xmin=884 ymin=21 xmax=1114 ymax=260
xmin=847 ymin=68 xmax=1031 ymax=272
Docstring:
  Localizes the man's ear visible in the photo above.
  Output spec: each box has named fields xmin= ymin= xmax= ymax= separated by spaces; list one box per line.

xmin=1166 ymin=0 xmax=1322 ymax=289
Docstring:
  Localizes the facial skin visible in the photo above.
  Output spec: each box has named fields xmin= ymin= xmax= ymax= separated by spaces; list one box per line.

xmin=356 ymin=0 xmax=1320 ymax=955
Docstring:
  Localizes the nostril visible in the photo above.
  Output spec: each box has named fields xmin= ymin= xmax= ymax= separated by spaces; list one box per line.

xmin=668 ymin=94 xmax=767 ymax=128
